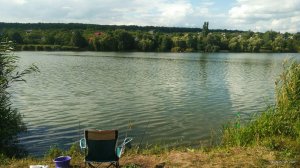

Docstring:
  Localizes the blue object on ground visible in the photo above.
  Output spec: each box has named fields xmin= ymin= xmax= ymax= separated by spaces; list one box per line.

xmin=53 ymin=156 xmax=71 ymax=168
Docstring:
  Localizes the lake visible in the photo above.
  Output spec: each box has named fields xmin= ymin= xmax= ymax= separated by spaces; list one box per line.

xmin=10 ymin=52 xmax=300 ymax=156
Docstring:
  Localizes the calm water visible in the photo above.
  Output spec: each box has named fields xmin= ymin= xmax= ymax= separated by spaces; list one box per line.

xmin=10 ymin=52 xmax=300 ymax=156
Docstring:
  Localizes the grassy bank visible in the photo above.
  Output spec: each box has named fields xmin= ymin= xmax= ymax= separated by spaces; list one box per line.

xmin=222 ymin=60 xmax=300 ymax=151
xmin=1 ymin=145 xmax=298 ymax=168
xmin=15 ymin=45 xmax=81 ymax=51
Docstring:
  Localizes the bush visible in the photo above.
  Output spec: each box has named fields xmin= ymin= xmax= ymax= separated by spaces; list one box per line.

xmin=0 ymin=41 xmax=38 ymax=157
xmin=222 ymin=60 xmax=300 ymax=151
xmin=171 ymin=47 xmax=184 ymax=52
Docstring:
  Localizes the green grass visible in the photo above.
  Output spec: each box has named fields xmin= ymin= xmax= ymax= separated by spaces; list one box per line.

xmin=222 ymin=60 xmax=300 ymax=156
xmin=17 ymin=44 xmax=80 ymax=51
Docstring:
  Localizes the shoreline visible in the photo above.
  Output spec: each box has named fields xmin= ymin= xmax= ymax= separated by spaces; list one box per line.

xmin=1 ymin=145 xmax=298 ymax=167
xmin=14 ymin=45 xmax=299 ymax=53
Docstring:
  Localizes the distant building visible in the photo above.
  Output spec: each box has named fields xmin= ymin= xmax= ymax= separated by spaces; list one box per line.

xmin=25 ymin=29 xmax=32 ymax=34
xmin=94 ymin=32 xmax=103 ymax=36
xmin=148 ymin=30 xmax=155 ymax=35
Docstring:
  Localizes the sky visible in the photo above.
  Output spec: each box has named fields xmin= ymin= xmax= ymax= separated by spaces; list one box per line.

xmin=0 ymin=0 xmax=299 ymax=33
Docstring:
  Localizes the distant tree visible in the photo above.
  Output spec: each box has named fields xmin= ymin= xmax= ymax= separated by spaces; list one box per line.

xmin=197 ymin=34 xmax=205 ymax=51
xmin=71 ymin=30 xmax=87 ymax=48
xmin=172 ymin=36 xmax=186 ymax=51
xmin=159 ymin=35 xmax=172 ymax=52
xmin=10 ymin=32 xmax=23 ymax=44
xmin=220 ymin=33 xmax=229 ymax=50
xmin=98 ymin=33 xmax=118 ymax=51
xmin=138 ymin=38 xmax=154 ymax=51
xmin=272 ymin=35 xmax=286 ymax=52
xmin=185 ymin=33 xmax=197 ymax=50
xmin=114 ymin=29 xmax=135 ymax=51
xmin=247 ymin=35 xmax=262 ymax=52
xmin=263 ymin=31 xmax=278 ymax=50
xmin=54 ymin=31 xmax=72 ymax=46
xmin=228 ymin=36 xmax=241 ymax=52
xmin=44 ymin=32 xmax=56 ymax=45
xmin=204 ymin=33 xmax=220 ymax=52
xmin=239 ymin=37 xmax=248 ymax=52
xmin=202 ymin=22 xmax=209 ymax=36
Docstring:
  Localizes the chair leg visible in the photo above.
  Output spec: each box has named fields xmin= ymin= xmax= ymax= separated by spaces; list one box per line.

xmin=106 ymin=162 xmax=114 ymax=168
xmin=88 ymin=162 xmax=97 ymax=168
xmin=106 ymin=162 xmax=119 ymax=168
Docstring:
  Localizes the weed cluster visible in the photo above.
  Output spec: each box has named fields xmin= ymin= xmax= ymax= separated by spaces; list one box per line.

xmin=222 ymin=60 xmax=300 ymax=155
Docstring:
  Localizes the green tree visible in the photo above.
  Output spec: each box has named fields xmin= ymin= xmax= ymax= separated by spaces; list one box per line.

xmin=0 ymin=42 xmax=38 ymax=157
xmin=172 ymin=36 xmax=186 ymax=51
xmin=98 ymin=33 xmax=118 ymax=51
xmin=220 ymin=33 xmax=229 ymax=50
xmin=114 ymin=29 xmax=135 ymax=51
xmin=202 ymin=22 xmax=209 ymax=36
xmin=248 ymin=35 xmax=262 ymax=52
xmin=197 ymin=34 xmax=205 ymax=51
xmin=9 ymin=32 xmax=23 ymax=44
xmin=204 ymin=33 xmax=220 ymax=52
xmin=71 ymin=30 xmax=87 ymax=48
xmin=285 ymin=36 xmax=297 ymax=52
xmin=228 ymin=36 xmax=241 ymax=52
xmin=138 ymin=38 xmax=154 ymax=52
xmin=184 ymin=33 xmax=197 ymax=50
xmin=44 ymin=32 xmax=56 ymax=45
xmin=263 ymin=31 xmax=278 ymax=50
xmin=159 ymin=35 xmax=172 ymax=52
xmin=272 ymin=35 xmax=286 ymax=52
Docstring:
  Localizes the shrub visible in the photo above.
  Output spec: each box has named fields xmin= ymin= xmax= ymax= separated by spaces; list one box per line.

xmin=222 ymin=60 xmax=300 ymax=151
xmin=0 ymin=41 xmax=38 ymax=157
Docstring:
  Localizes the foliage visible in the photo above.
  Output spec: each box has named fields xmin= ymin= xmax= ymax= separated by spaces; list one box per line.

xmin=44 ymin=145 xmax=64 ymax=159
xmin=202 ymin=22 xmax=209 ymax=36
xmin=1 ymin=22 xmax=299 ymax=53
xmin=71 ymin=30 xmax=87 ymax=48
xmin=222 ymin=60 xmax=300 ymax=153
xmin=0 ymin=41 xmax=38 ymax=157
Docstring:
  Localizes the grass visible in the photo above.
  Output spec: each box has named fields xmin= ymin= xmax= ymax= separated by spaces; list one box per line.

xmin=16 ymin=45 xmax=80 ymax=51
xmin=222 ymin=60 xmax=300 ymax=155
xmin=2 ymin=145 xmax=299 ymax=168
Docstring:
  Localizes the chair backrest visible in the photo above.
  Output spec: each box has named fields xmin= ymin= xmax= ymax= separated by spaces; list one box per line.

xmin=85 ymin=130 xmax=119 ymax=162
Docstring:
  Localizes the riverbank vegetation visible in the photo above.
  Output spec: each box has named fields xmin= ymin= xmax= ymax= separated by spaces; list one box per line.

xmin=1 ymin=22 xmax=300 ymax=53
xmin=222 ymin=60 xmax=300 ymax=165
xmin=2 ymin=145 xmax=297 ymax=167
xmin=0 ymin=42 xmax=38 ymax=157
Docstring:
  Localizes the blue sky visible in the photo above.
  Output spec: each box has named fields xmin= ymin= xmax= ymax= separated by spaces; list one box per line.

xmin=0 ymin=0 xmax=299 ymax=33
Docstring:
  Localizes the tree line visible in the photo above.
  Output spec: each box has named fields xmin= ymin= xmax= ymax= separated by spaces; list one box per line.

xmin=1 ymin=22 xmax=300 ymax=52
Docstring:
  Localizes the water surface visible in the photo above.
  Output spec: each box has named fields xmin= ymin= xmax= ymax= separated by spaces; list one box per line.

xmin=11 ymin=52 xmax=300 ymax=156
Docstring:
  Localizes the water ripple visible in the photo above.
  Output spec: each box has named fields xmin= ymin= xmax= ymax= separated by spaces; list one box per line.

xmin=10 ymin=51 xmax=300 ymax=156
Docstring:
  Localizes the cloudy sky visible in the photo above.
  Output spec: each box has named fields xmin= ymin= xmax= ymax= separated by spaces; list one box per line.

xmin=0 ymin=0 xmax=299 ymax=33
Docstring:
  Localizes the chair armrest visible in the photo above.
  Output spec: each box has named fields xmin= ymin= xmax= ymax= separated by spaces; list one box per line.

xmin=79 ymin=138 xmax=86 ymax=149
xmin=116 ymin=146 xmax=122 ymax=158
xmin=116 ymin=137 xmax=133 ymax=158
xmin=122 ymin=137 xmax=133 ymax=145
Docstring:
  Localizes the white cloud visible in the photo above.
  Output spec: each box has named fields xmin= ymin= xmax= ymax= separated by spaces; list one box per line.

xmin=229 ymin=0 xmax=300 ymax=32
xmin=7 ymin=0 xmax=299 ymax=33
xmin=0 ymin=0 xmax=225 ymax=28
xmin=12 ymin=0 xmax=27 ymax=5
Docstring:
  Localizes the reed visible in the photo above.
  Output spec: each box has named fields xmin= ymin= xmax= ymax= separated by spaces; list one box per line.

xmin=222 ymin=60 xmax=300 ymax=153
